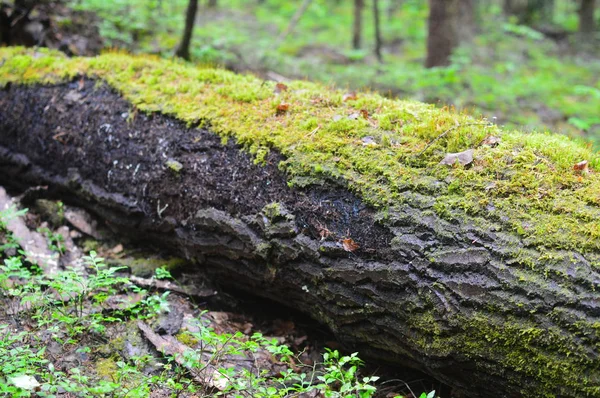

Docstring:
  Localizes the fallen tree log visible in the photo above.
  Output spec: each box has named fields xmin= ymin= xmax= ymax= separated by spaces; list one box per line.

xmin=2 ymin=48 xmax=600 ymax=397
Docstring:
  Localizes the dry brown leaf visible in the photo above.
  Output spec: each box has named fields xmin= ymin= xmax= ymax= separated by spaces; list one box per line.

xmin=440 ymin=149 xmax=474 ymax=167
xmin=274 ymin=83 xmax=288 ymax=94
xmin=574 ymin=160 xmax=589 ymax=173
xmin=341 ymin=238 xmax=359 ymax=252
xmin=276 ymin=103 xmax=290 ymax=115
xmin=360 ymin=109 xmax=369 ymax=119
xmin=343 ymin=92 xmax=358 ymax=101
xmin=482 ymin=135 xmax=501 ymax=146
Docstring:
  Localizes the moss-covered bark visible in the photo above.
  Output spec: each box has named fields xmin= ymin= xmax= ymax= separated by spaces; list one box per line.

xmin=2 ymin=48 xmax=600 ymax=397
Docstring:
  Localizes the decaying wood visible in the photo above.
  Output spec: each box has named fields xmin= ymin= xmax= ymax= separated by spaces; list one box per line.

xmin=2 ymin=81 xmax=600 ymax=398
xmin=0 ymin=186 xmax=59 ymax=275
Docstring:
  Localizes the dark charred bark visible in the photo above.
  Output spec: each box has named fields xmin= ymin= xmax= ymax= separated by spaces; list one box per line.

xmin=176 ymin=0 xmax=199 ymax=60
xmin=352 ymin=0 xmax=363 ymax=50
xmin=2 ymin=81 xmax=600 ymax=398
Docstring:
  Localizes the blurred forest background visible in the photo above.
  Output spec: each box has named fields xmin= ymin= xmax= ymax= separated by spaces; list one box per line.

xmin=2 ymin=0 xmax=599 ymax=143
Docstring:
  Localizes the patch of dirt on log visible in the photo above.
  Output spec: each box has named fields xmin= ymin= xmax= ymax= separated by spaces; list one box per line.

xmin=0 ymin=79 xmax=393 ymax=258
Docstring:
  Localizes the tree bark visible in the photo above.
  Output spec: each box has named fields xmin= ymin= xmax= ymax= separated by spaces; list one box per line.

xmin=372 ymin=0 xmax=383 ymax=62
xmin=579 ymin=0 xmax=596 ymax=34
xmin=425 ymin=0 xmax=460 ymax=68
xmin=2 ymin=80 xmax=600 ymax=398
xmin=176 ymin=0 xmax=199 ymax=60
xmin=352 ymin=0 xmax=363 ymax=49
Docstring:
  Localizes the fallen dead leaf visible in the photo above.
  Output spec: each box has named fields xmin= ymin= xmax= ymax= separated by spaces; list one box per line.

xmin=343 ymin=91 xmax=358 ymax=101
xmin=341 ymin=238 xmax=359 ymax=252
xmin=360 ymin=109 xmax=369 ymax=119
xmin=276 ymin=103 xmax=290 ymax=115
xmin=440 ymin=149 xmax=474 ymax=167
xmin=481 ymin=135 xmax=501 ymax=146
xmin=573 ymin=160 xmax=589 ymax=173
xmin=274 ymin=83 xmax=288 ymax=94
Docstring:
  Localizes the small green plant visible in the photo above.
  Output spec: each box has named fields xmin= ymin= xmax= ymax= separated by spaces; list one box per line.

xmin=38 ymin=227 xmax=66 ymax=254
xmin=154 ymin=266 xmax=172 ymax=280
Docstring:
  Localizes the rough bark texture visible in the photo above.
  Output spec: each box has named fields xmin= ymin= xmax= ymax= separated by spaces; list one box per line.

xmin=176 ymin=0 xmax=199 ymax=60
xmin=2 ymin=81 xmax=600 ymax=398
xmin=425 ymin=0 xmax=460 ymax=68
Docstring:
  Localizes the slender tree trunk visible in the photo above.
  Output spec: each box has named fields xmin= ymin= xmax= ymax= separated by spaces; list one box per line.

xmin=276 ymin=0 xmax=314 ymax=45
xmin=352 ymin=0 xmax=363 ymax=49
xmin=207 ymin=0 xmax=217 ymax=8
xmin=176 ymin=0 xmax=199 ymax=61
xmin=539 ymin=0 xmax=555 ymax=24
xmin=579 ymin=0 xmax=596 ymax=34
xmin=425 ymin=0 xmax=460 ymax=68
xmin=457 ymin=0 xmax=474 ymax=43
xmin=373 ymin=0 xmax=383 ymax=62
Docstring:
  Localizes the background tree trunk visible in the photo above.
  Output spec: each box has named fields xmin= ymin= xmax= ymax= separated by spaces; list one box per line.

xmin=539 ymin=0 xmax=555 ymax=24
xmin=276 ymin=0 xmax=314 ymax=45
xmin=373 ymin=0 xmax=383 ymax=62
xmin=579 ymin=0 xmax=596 ymax=33
xmin=352 ymin=0 xmax=363 ymax=49
xmin=425 ymin=0 xmax=460 ymax=68
xmin=176 ymin=0 xmax=199 ymax=60
xmin=207 ymin=0 xmax=217 ymax=8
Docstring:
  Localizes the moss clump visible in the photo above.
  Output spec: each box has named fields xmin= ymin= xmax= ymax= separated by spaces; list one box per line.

xmin=175 ymin=331 xmax=199 ymax=347
xmin=96 ymin=357 xmax=118 ymax=380
xmin=165 ymin=159 xmax=183 ymax=173
xmin=2 ymin=47 xmax=600 ymax=254
xmin=110 ymin=255 xmax=186 ymax=278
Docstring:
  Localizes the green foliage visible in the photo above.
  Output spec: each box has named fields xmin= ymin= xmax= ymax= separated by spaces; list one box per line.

xmin=71 ymin=0 xmax=600 ymax=142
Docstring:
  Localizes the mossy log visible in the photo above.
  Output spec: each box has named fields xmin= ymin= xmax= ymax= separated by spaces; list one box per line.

xmin=2 ymin=48 xmax=600 ymax=397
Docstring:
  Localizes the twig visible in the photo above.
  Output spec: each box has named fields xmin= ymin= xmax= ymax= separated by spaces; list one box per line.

xmin=157 ymin=200 xmax=169 ymax=218
xmin=416 ymin=122 xmax=492 ymax=157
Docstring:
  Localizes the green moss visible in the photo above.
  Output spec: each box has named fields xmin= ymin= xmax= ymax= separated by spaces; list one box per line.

xmin=2 ymin=47 xmax=600 ymax=255
xmin=175 ymin=331 xmax=199 ymax=347
xmin=96 ymin=357 xmax=118 ymax=380
xmin=111 ymin=255 xmax=186 ymax=278
xmin=165 ymin=159 xmax=183 ymax=173
xmin=407 ymin=310 xmax=600 ymax=397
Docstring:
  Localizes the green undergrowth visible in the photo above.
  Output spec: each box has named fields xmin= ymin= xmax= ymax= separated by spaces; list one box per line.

xmin=2 ymin=47 xmax=600 ymax=254
xmin=0 ymin=206 xmax=430 ymax=397
xmin=71 ymin=0 xmax=600 ymax=139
